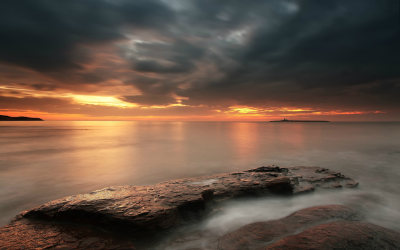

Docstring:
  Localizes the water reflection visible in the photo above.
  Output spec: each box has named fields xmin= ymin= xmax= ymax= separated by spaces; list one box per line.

xmin=0 ymin=121 xmax=399 ymax=231
xmin=229 ymin=123 xmax=259 ymax=162
xmin=271 ymin=123 xmax=306 ymax=152
xmin=65 ymin=121 xmax=140 ymax=184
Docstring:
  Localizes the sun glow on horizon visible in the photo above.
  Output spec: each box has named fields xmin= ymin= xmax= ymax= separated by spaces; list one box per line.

xmin=69 ymin=94 xmax=136 ymax=108
xmin=225 ymin=106 xmax=315 ymax=115
xmin=228 ymin=107 xmax=260 ymax=114
xmin=0 ymin=86 xmax=389 ymax=121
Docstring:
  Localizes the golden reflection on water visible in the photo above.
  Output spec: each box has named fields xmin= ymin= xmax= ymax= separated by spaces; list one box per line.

xmin=229 ymin=123 xmax=260 ymax=162
xmin=1 ymin=121 xmax=400 ymax=228
xmin=66 ymin=121 xmax=141 ymax=184
xmin=168 ymin=121 xmax=185 ymax=157
xmin=63 ymin=121 xmax=310 ymax=180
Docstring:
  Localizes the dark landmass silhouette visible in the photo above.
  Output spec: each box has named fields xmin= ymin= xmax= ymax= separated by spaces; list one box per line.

xmin=270 ymin=118 xmax=329 ymax=122
xmin=0 ymin=115 xmax=43 ymax=121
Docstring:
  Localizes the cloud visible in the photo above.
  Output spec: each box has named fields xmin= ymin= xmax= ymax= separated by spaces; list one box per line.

xmin=0 ymin=0 xmax=174 ymax=72
xmin=129 ymin=39 xmax=204 ymax=74
xmin=122 ymin=94 xmax=176 ymax=105
xmin=0 ymin=96 xmax=76 ymax=114
xmin=179 ymin=0 xmax=400 ymax=110
xmin=0 ymin=0 xmax=399 ymax=119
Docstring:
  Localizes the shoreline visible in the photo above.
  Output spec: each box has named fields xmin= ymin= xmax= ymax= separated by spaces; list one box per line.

xmin=0 ymin=165 xmax=363 ymax=249
xmin=0 ymin=166 xmax=399 ymax=249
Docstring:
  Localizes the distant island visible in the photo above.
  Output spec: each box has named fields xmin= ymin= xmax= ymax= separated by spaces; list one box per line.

xmin=270 ymin=118 xmax=329 ymax=122
xmin=0 ymin=115 xmax=43 ymax=121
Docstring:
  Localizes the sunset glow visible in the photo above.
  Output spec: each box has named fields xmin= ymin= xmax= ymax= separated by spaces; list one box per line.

xmin=0 ymin=0 xmax=397 ymax=121
xmin=70 ymin=95 xmax=136 ymax=108
xmin=1 ymin=2 xmax=400 ymax=249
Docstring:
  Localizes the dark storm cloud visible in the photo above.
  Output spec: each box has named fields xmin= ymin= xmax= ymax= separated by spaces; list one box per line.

xmin=181 ymin=0 xmax=400 ymax=109
xmin=0 ymin=0 xmax=174 ymax=72
xmin=0 ymin=0 xmax=399 ymax=114
xmin=239 ymin=0 xmax=399 ymax=86
xmin=132 ymin=39 xmax=204 ymax=74
xmin=130 ymin=75 xmax=176 ymax=95
xmin=123 ymin=75 xmax=179 ymax=105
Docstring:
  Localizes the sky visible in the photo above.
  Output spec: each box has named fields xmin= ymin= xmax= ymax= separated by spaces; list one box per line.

xmin=0 ymin=0 xmax=399 ymax=121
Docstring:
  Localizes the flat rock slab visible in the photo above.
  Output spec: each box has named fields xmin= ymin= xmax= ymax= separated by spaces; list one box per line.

xmin=0 ymin=219 xmax=136 ymax=249
xmin=0 ymin=166 xmax=358 ymax=249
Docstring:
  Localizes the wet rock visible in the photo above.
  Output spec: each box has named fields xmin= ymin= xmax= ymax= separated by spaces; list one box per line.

xmin=19 ymin=166 xmax=356 ymax=232
xmin=267 ymin=221 xmax=400 ymax=250
xmin=218 ymin=205 xmax=362 ymax=250
xmin=0 ymin=219 xmax=136 ymax=249
xmin=218 ymin=205 xmax=400 ymax=250
xmin=0 ymin=166 xmax=358 ymax=249
xmin=20 ymin=177 xmax=293 ymax=234
xmin=289 ymin=166 xmax=358 ymax=193
xmin=246 ymin=166 xmax=289 ymax=173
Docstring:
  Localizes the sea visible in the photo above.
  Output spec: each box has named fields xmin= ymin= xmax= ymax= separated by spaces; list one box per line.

xmin=0 ymin=121 xmax=399 ymax=247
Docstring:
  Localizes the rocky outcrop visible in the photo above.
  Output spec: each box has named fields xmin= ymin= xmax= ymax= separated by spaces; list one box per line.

xmin=218 ymin=205 xmax=400 ymax=250
xmin=0 ymin=220 xmax=136 ymax=249
xmin=0 ymin=166 xmax=358 ymax=249
xmin=19 ymin=166 xmax=357 ymax=232
xmin=218 ymin=205 xmax=361 ymax=249
xmin=267 ymin=221 xmax=400 ymax=250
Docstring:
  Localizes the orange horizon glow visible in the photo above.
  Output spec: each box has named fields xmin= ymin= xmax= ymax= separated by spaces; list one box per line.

xmin=70 ymin=95 xmax=137 ymax=108
xmin=0 ymin=86 xmax=391 ymax=121
xmin=1 ymin=107 xmax=388 ymax=122
xmin=1 ymin=84 xmax=393 ymax=121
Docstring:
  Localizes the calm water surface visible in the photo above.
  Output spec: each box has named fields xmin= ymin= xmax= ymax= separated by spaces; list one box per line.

xmin=1 ymin=121 xmax=399 ymax=239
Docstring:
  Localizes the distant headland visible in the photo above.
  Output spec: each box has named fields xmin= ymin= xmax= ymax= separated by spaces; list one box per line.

xmin=270 ymin=118 xmax=329 ymax=122
xmin=0 ymin=115 xmax=43 ymax=121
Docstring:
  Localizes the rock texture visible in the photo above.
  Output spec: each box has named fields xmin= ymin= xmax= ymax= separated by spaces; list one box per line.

xmin=0 ymin=166 xmax=358 ymax=249
xmin=218 ymin=205 xmax=400 ymax=250
xmin=0 ymin=220 xmax=136 ymax=249
xmin=267 ymin=221 xmax=400 ymax=250
xmin=218 ymin=205 xmax=361 ymax=249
